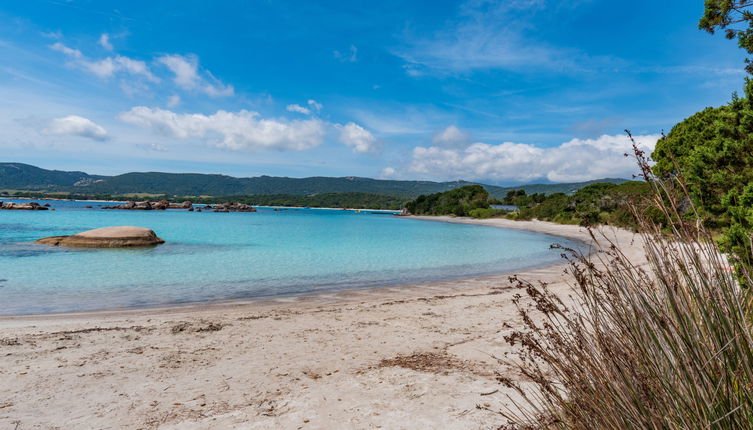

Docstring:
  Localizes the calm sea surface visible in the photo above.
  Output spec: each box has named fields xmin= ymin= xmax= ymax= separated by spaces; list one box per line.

xmin=0 ymin=200 xmax=579 ymax=315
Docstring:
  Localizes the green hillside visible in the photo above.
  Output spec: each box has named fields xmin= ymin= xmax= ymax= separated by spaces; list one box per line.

xmin=0 ymin=162 xmax=628 ymax=198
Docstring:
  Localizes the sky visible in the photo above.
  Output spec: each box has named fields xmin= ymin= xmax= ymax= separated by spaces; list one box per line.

xmin=0 ymin=0 xmax=747 ymax=185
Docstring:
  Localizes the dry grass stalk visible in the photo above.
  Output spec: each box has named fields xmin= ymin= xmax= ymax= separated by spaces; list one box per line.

xmin=494 ymin=134 xmax=753 ymax=429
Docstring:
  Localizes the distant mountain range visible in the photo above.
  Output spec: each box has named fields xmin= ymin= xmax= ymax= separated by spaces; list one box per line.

xmin=0 ymin=162 xmax=629 ymax=199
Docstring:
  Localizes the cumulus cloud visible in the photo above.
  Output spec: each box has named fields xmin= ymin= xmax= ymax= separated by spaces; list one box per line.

xmin=43 ymin=115 xmax=109 ymax=141
xmin=99 ymin=33 xmax=113 ymax=51
xmin=118 ymin=106 xmax=325 ymax=152
xmin=336 ymin=122 xmax=377 ymax=153
xmin=407 ymin=133 xmax=660 ymax=183
xmin=157 ymin=54 xmax=234 ymax=97
xmin=50 ymin=42 xmax=158 ymax=82
xmin=432 ymin=125 xmax=471 ymax=147
xmin=307 ymin=99 xmax=323 ymax=112
xmin=380 ymin=167 xmax=397 ymax=178
xmin=286 ymin=104 xmax=311 ymax=115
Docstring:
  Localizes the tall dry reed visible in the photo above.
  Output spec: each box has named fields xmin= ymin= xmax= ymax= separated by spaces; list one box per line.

xmin=493 ymin=133 xmax=753 ymax=429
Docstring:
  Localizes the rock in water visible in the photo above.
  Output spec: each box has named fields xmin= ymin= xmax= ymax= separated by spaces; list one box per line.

xmin=36 ymin=226 xmax=165 ymax=248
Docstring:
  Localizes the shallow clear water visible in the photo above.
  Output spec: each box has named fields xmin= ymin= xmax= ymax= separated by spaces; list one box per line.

xmin=0 ymin=200 xmax=578 ymax=315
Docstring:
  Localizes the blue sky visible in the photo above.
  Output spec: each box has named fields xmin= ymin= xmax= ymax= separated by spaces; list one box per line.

xmin=0 ymin=0 xmax=747 ymax=184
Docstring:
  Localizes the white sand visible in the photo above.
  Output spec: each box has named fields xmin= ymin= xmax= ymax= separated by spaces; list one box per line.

xmin=0 ymin=217 xmax=643 ymax=429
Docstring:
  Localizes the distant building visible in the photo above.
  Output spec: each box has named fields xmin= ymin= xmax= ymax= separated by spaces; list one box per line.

xmin=491 ymin=204 xmax=518 ymax=211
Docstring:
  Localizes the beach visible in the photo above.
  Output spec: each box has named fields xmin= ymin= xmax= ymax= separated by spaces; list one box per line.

xmin=0 ymin=217 xmax=643 ymax=429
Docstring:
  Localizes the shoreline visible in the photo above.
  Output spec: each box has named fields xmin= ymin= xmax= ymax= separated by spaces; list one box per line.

xmin=0 ymin=217 xmax=642 ymax=429
xmin=0 ymin=215 xmax=588 ymax=321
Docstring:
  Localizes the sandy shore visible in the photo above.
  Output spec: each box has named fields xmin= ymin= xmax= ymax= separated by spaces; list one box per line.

xmin=0 ymin=217 xmax=643 ymax=429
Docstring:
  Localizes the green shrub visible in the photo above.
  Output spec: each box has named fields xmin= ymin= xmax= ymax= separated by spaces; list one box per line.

xmin=468 ymin=207 xmax=504 ymax=219
xmin=405 ymin=185 xmax=491 ymax=216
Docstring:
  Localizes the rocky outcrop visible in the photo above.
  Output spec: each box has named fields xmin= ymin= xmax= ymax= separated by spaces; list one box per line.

xmin=99 ymin=200 xmax=255 ymax=212
xmin=0 ymin=201 xmax=49 ymax=210
xmin=103 ymin=200 xmax=194 ymax=210
xmin=36 ymin=226 xmax=165 ymax=248
xmin=212 ymin=202 xmax=257 ymax=212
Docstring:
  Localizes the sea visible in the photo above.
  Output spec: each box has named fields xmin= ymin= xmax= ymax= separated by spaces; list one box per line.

xmin=0 ymin=199 xmax=579 ymax=315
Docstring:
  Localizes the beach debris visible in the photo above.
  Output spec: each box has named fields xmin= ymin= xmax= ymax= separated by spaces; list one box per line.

xmin=170 ymin=320 xmax=226 ymax=334
xmin=378 ymin=351 xmax=474 ymax=375
xmin=0 ymin=337 xmax=21 ymax=346
xmin=35 ymin=226 xmax=165 ymax=248
xmin=302 ymin=370 xmax=322 ymax=380
xmin=0 ymin=201 xmax=49 ymax=210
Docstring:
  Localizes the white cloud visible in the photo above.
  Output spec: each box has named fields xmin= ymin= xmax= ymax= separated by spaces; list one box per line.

xmin=307 ymin=99 xmax=323 ymax=112
xmin=432 ymin=125 xmax=471 ymax=147
xmin=50 ymin=42 xmax=82 ymax=59
xmin=43 ymin=115 xmax=109 ymax=141
xmin=99 ymin=33 xmax=113 ymax=51
xmin=380 ymin=167 xmax=397 ymax=178
xmin=167 ymin=95 xmax=181 ymax=108
xmin=336 ymin=122 xmax=377 ymax=153
xmin=157 ymin=54 xmax=234 ymax=97
xmin=287 ymin=100 xmax=323 ymax=115
xmin=286 ymin=104 xmax=311 ymax=115
xmin=50 ymin=42 xmax=158 ymax=82
xmin=407 ymin=133 xmax=660 ymax=183
xmin=119 ymin=106 xmax=325 ymax=152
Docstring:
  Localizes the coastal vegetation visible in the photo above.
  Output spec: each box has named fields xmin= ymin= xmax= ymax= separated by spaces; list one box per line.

xmin=504 ymin=181 xmax=654 ymax=228
xmin=499 ymin=176 xmax=753 ymax=429
xmin=652 ymin=78 xmax=753 ymax=274
xmin=404 ymin=185 xmax=496 ymax=217
xmin=406 ymin=181 xmax=654 ymax=224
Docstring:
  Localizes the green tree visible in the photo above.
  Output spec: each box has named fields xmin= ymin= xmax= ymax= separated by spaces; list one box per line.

xmin=652 ymin=79 xmax=753 ymax=273
xmin=405 ymin=185 xmax=490 ymax=216
xmin=700 ymin=0 xmax=753 ymax=73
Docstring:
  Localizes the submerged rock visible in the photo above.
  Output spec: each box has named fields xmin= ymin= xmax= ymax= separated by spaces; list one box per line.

xmin=36 ymin=226 xmax=165 ymax=248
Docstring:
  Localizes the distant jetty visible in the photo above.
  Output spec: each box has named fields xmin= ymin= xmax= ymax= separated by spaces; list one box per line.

xmin=36 ymin=226 xmax=165 ymax=248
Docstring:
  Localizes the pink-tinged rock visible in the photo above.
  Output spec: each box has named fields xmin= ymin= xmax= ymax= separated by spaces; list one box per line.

xmin=36 ymin=226 xmax=165 ymax=248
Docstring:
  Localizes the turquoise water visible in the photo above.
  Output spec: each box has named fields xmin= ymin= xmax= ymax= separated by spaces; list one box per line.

xmin=0 ymin=200 xmax=577 ymax=315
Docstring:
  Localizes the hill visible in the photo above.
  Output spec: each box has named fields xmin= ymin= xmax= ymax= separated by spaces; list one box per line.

xmin=0 ymin=162 xmax=628 ymax=199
